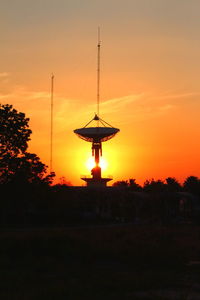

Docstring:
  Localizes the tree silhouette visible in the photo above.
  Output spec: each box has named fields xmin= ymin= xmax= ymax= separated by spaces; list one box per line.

xmin=129 ymin=178 xmax=142 ymax=191
xmin=183 ymin=176 xmax=200 ymax=196
xmin=0 ymin=104 xmax=54 ymax=184
xmin=143 ymin=179 xmax=166 ymax=193
xmin=0 ymin=104 xmax=31 ymax=156
xmin=112 ymin=179 xmax=142 ymax=190
xmin=165 ymin=177 xmax=182 ymax=192
xmin=112 ymin=180 xmax=129 ymax=187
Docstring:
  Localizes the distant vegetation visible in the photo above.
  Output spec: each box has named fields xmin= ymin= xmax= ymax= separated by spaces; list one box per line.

xmin=113 ymin=176 xmax=200 ymax=196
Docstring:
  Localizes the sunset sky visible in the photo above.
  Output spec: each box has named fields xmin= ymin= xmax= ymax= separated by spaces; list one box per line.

xmin=1 ymin=0 xmax=200 ymax=186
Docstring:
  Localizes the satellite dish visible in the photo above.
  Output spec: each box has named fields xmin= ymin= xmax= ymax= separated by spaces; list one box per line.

xmin=73 ymin=30 xmax=120 ymax=187
xmin=74 ymin=114 xmax=119 ymax=142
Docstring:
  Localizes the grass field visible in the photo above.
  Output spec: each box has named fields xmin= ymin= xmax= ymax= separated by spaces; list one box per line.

xmin=0 ymin=224 xmax=200 ymax=299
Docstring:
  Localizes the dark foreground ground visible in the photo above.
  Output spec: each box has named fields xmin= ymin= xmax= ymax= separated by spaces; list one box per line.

xmin=0 ymin=224 xmax=200 ymax=299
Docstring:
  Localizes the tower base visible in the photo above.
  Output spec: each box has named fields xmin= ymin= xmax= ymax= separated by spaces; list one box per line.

xmin=81 ymin=177 xmax=112 ymax=187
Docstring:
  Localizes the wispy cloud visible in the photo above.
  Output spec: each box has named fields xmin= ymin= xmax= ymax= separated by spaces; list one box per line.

xmin=90 ymin=90 xmax=200 ymax=123
xmin=0 ymin=94 xmax=12 ymax=100
xmin=0 ymin=87 xmax=77 ymax=133
xmin=89 ymin=93 xmax=144 ymax=114
xmin=90 ymin=93 xmax=175 ymax=120
xmin=101 ymin=94 xmax=143 ymax=109
xmin=158 ymin=104 xmax=174 ymax=111
xmin=26 ymin=91 xmax=50 ymax=100
xmin=153 ymin=92 xmax=200 ymax=101
xmin=86 ymin=92 xmax=181 ymax=125
xmin=0 ymin=88 xmax=198 ymax=129
xmin=0 ymin=72 xmax=10 ymax=78
xmin=0 ymin=88 xmax=68 ymax=106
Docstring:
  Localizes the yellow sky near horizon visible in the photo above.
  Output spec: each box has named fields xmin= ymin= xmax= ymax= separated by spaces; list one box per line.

xmin=1 ymin=0 xmax=200 ymax=186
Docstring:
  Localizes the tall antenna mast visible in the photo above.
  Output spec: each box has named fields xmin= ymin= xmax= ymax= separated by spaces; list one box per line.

xmin=97 ymin=27 xmax=101 ymax=118
xmin=50 ymin=73 xmax=54 ymax=173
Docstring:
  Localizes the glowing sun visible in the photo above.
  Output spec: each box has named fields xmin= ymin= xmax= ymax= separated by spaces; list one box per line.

xmin=86 ymin=157 xmax=108 ymax=170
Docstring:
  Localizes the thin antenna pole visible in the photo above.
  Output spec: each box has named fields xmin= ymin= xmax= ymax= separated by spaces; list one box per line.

xmin=50 ymin=73 xmax=54 ymax=173
xmin=97 ymin=27 xmax=100 ymax=118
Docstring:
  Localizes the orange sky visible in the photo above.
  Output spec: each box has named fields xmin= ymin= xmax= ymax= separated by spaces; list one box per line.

xmin=0 ymin=0 xmax=200 ymax=186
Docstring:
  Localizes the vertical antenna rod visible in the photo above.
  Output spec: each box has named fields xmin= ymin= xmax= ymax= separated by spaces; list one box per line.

xmin=97 ymin=27 xmax=100 ymax=118
xmin=50 ymin=73 xmax=54 ymax=173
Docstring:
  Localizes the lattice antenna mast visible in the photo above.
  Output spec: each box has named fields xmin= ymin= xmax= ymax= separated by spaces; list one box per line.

xmin=97 ymin=27 xmax=101 ymax=119
xmin=50 ymin=73 xmax=54 ymax=173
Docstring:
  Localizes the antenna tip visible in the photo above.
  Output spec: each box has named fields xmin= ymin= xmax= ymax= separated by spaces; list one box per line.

xmin=97 ymin=27 xmax=101 ymax=44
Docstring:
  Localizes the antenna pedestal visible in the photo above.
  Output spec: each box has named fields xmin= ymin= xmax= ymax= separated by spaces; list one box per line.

xmin=81 ymin=171 xmax=112 ymax=187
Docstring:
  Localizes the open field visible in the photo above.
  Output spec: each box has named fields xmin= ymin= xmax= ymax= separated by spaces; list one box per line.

xmin=0 ymin=224 xmax=200 ymax=299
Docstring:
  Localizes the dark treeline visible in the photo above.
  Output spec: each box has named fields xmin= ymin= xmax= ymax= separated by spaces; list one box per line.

xmin=1 ymin=104 xmax=200 ymax=227
xmin=113 ymin=176 xmax=200 ymax=195
xmin=1 ymin=177 xmax=200 ymax=227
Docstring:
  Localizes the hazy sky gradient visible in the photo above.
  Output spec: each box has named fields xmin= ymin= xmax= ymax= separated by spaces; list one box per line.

xmin=1 ymin=0 xmax=200 ymax=185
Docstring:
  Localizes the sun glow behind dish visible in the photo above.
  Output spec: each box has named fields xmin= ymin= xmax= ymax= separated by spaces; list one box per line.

xmin=86 ymin=157 xmax=108 ymax=171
